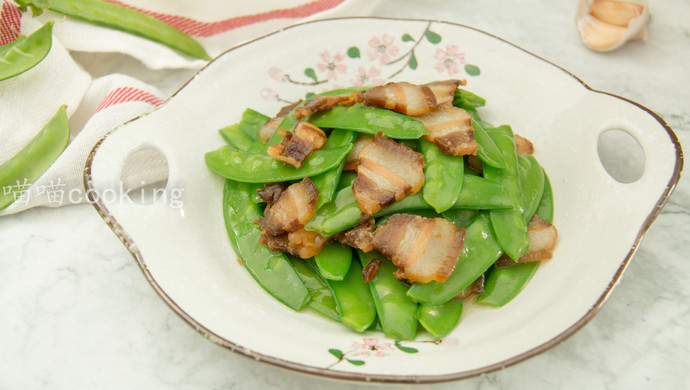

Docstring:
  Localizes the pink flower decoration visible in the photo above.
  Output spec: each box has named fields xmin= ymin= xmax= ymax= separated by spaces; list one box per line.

xmin=433 ymin=45 xmax=465 ymax=75
xmin=268 ymin=67 xmax=286 ymax=82
xmin=367 ymin=34 xmax=400 ymax=65
xmin=316 ymin=51 xmax=347 ymax=81
xmin=260 ymin=88 xmax=279 ymax=101
xmin=351 ymin=66 xmax=385 ymax=87
xmin=436 ymin=337 xmax=460 ymax=347
xmin=351 ymin=337 xmax=395 ymax=357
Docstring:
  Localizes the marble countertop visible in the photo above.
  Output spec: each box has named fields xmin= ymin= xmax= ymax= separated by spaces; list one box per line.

xmin=1 ymin=1 xmax=688 ymax=389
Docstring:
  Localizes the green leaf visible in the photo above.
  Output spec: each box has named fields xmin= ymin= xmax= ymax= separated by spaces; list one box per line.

xmin=304 ymin=68 xmax=318 ymax=82
xmin=394 ymin=340 xmax=419 ymax=353
xmin=347 ymin=46 xmax=360 ymax=59
xmin=465 ymin=64 xmax=481 ymax=76
xmin=402 ymin=33 xmax=415 ymax=42
xmin=425 ymin=30 xmax=442 ymax=44
xmin=328 ymin=348 xmax=343 ymax=359
xmin=408 ymin=53 xmax=418 ymax=70
xmin=347 ymin=359 xmax=366 ymax=366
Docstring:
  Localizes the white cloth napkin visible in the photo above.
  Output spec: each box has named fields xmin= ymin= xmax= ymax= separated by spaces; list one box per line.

xmin=0 ymin=0 xmax=379 ymax=215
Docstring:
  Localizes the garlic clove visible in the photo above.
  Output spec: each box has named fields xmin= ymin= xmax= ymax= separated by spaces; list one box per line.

xmin=577 ymin=13 xmax=629 ymax=51
xmin=589 ymin=0 xmax=644 ymax=27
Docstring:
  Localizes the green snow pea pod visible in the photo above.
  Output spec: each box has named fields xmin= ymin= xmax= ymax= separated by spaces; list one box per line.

xmin=304 ymin=185 xmax=361 ymax=237
xmin=465 ymin=108 xmax=493 ymax=129
xmin=0 ymin=21 xmax=53 ymax=81
xmin=484 ymin=125 xmax=529 ymax=261
xmin=218 ymin=124 xmax=253 ymax=151
xmin=358 ymin=250 xmax=418 ymax=340
xmin=0 ymin=104 xmax=69 ymax=210
xmin=417 ymin=299 xmax=463 ymax=339
xmin=310 ymin=258 xmax=376 ymax=332
xmin=420 ymin=138 xmax=464 ymax=213
xmin=453 ymin=88 xmax=486 ymax=110
xmin=205 ymin=143 xmax=351 ymax=183
xmin=17 ymin=0 xmax=211 ymax=60
xmin=314 ymin=242 xmax=353 ymax=281
xmin=307 ymin=104 xmax=428 ymax=139
xmin=288 ymin=256 xmax=339 ymax=321
xmin=222 ymin=180 xmax=310 ymax=310
xmin=473 ymin=120 xmax=506 ymax=169
xmin=310 ymin=130 xmax=356 ymax=211
xmin=536 ymin=171 xmax=554 ymax=223
xmin=518 ymin=154 xmax=545 ymax=223
xmin=238 ymin=108 xmax=270 ymax=141
xmin=441 ymin=209 xmax=478 ymax=229
xmin=337 ymin=171 xmax=357 ymax=190
xmin=407 ymin=212 xmax=503 ymax=305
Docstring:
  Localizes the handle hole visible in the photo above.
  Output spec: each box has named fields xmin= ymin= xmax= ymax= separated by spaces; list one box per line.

xmin=121 ymin=145 xmax=169 ymax=205
xmin=597 ymin=129 xmax=645 ymax=183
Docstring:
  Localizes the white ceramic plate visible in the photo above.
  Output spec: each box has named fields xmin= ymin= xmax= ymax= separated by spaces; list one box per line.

xmin=84 ymin=18 xmax=682 ymax=383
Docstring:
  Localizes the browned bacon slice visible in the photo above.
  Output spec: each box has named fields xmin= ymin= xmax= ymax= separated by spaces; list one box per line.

xmin=260 ymin=226 xmax=328 ymax=259
xmin=416 ymin=104 xmax=478 ymax=156
xmin=334 ymin=218 xmax=376 ymax=253
xmin=267 ymin=122 xmax=327 ymax=168
xmin=373 ymin=214 xmax=466 ymax=283
xmin=294 ymin=93 xmax=357 ymax=120
xmin=454 ymin=274 xmax=485 ymax=299
xmin=256 ymin=178 xmax=319 ymax=236
xmin=352 ymin=133 xmax=425 ymax=215
xmin=424 ymin=79 xmax=463 ymax=106
xmin=494 ymin=215 xmax=558 ymax=267
xmin=515 ymin=134 xmax=534 ymax=155
xmin=343 ymin=133 xmax=373 ymax=171
xmin=259 ymin=101 xmax=301 ymax=143
xmin=359 ymin=81 xmax=437 ymax=116
xmin=256 ymin=182 xmax=286 ymax=205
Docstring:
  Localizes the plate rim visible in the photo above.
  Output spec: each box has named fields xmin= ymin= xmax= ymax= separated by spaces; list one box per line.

xmin=82 ymin=16 xmax=684 ymax=384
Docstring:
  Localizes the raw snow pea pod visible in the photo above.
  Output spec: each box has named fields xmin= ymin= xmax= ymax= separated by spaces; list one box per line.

xmin=420 ymin=138 xmax=464 ymax=214
xmin=288 ymin=256 xmax=340 ymax=321
xmin=314 ymin=242 xmax=353 ymax=281
xmin=358 ymin=250 xmax=418 ymax=341
xmin=417 ymin=299 xmax=463 ymax=339
xmin=309 ymin=258 xmax=376 ymax=332
xmin=0 ymin=104 xmax=69 ymax=210
xmin=0 ymin=21 xmax=53 ymax=81
xmin=17 ymin=0 xmax=211 ymax=60
xmin=407 ymin=212 xmax=503 ymax=305
xmin=484 ymin=125 xmax=529 ymax=261
xmin=222 ymin=180 xmax=310 ymax=310
xmin=205 ymin=143 xmax=352 ymax=183
xmin=307 ymin=104 xmax=428 ymax=139
xmin=310 ymin=129 xmax=356 ymax=211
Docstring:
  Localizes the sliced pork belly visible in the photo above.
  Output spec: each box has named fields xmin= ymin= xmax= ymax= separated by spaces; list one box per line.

xmin=256 ymin=182 xmax=286 ymax=205
xmin=514 ymin=134 xmax=534 ymax=155
xmin=259 ymin=101 xmax=301 ymax=142
xmin=415 ymin=104 xmax=478 ymax=156
xmin=424 ymin=79 xmax=463 ymax=106
xmin=343 ymin=133 xmax=373 ymax=171
xmin=352 ymin=133 xmax=425 ymax=215
xmin=373 ymin=213 xmax=466 ymax=283
xmin=359 ymin=81 xmax=437 ymax=116
xmin=334 ymin=218 xmax=376 ymax=253
xmin=267 ymin=121 xmax=327 ymax=168
xmin=260 ymin=226 xmax=328 ymax=259
xmin=256 ymin=178 xmax=319 ymax=236
xmin=494 ymin=215 xmax=558 ymax=267
xmin=294 ymin=93 xmax=357 ymax=120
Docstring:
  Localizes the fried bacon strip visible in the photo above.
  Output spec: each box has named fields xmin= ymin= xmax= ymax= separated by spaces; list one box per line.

xmin=260 ymin=226 xmax=328 ymax=259
xmin=259 ymin=101 xmax=301 ymax=143
xmin=343 ymin=133 xmax=373 ymax=171
xmin=294 ymin=93 xmax=357 ymax=120
xmin=256 ymin=182 xmax=286 ymax=205
xmin=359 ymin=81 xmax=438 ymax=116
xmin=514 ymin=134 xmax=534 ymax=155
xmin=373 ymin=214 xmax=466 ymax=283
xmin=424 ymin=79 xmax=464 ymax=106
xmin=352 ymin=133 xmax=425 ymax=215
xmin=256 ymin=178 xmax=319 ymax=236
xmin=415 ymin=104 xmax=478 ymax=156
xmin=334 ymin=218 xmax=376 ymax=253
xmin=267 ymin=122 xmax=327 ymax=168
xmin=494 ymin=215 xmax=558 ymax=267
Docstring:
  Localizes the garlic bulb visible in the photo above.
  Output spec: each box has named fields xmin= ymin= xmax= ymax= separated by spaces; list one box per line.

xmin=576 ymin=0 xmax=649 ymax=52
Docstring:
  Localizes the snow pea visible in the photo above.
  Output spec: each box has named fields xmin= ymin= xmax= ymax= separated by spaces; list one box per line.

xmin=314 ymin=242 xmax=352 ymax=281
xmin=310 ymin=130 xmax=355 ymax=211
xmin=288 ymin=256 xmax=339 ymax=321
xmin=407 ymin=212 xmax=503 ymax=305
xmin=473 ymin=120 xmax=506 ymax=169
xmin=0 ymin=21 xmax=53 ymax=81
xmin=417 ymin=299 xmax=463 ymax=339
xmin=17 ymin=0 xmax=211 ymax=60
xmin=0 ymin=104 xmax=69 ymax=210
xmin=453 ymin=88 xmax=486 ymax=110
xmin=484 ymin=125 xmax=529 ymax=261
xmin=222 ymin=180 xmax=310 ymax=310
xmin=205 ymin=143 xmax=351 ymax=183
xmin=310 ymin=258 xmax=376 ymax=332
xmin=218 ymin=124 xmax=253 ymax=151
xmin=337 ymin=171 xmax=357 ymax=190
xmin=518 ymin=154 xmax=545 ymax=223
xmin=441 ymin=209 xmax=478 ymax=229
xmin=304 ymin=185 xmax=361 ymax=237
xmin=238 ymin=108 xmax=270 ymax=141
xmin=420 ymin=138 xmax=464 ymax=213
xmin=358 ymin=250 xmax=418 ymax=340
xmin=536 ymin=171 xmax=554 ymax=223
xmin=307 ymin=104 xmax=428 ymax=139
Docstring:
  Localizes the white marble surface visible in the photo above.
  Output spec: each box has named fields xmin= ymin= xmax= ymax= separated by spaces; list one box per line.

xmin=1 ymin=0 xmax=689 ymax=389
